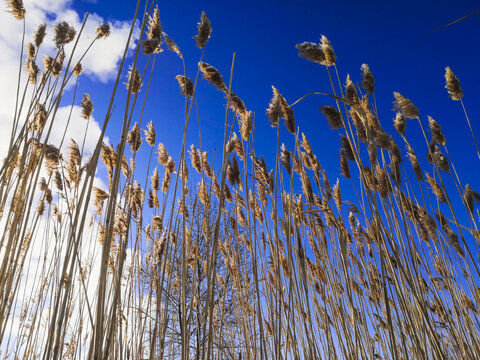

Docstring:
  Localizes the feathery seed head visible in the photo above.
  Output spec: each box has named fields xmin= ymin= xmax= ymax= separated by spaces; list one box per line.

xmin=393 ymin=111 xmax=406 ymax=134
xmin=240 ymin=111 xmax=253 ymax=141
xmin=266 ymin=86 xmax=282 ymax=127
xmin=361 ymin=64 xmax=375 ymax=94
xmin=345 ymin=74 xmax=359 ymax=104
xmin=151 ymin=167 xmax=159 ymax=191
xmin=125 ymin=65 xmax=142 ymax=94
xmin=340 ymin=150 xmax=351 ymax=178
xmin=26 ymin=43 xmax=35 ymax=60
xmin=320 ymin=35 xmax=336 ymax=66
xmin=80 ymin=93 xmax=93 ymax=120
xmin=444 ymin=66 xmax=463 ymax=101
xmin=428 ymin=116 xmax=446 ymax=146
xmin=464 ymin=184 xmax=474 ymax=213
xmin=426 ymin=173 xmax=446 ymax=203
xmin=156 ymin=143 xmax=169 ymax=165
xmin=54 ymin=21 xmax=76 ymax=48
xmin=189 ymin=144 xmax=202 ymax=173
xmin=340 ymin=135 xmax=355 ymax=161
xmin=141 ymin=38 xmax=162 ymax=55
xmin=295 ymin=41 xmax=325 ymax=64
xmin=34 ymin=23 xmax=47 ymax=47
xmin=320 ymin=105 xmax=343 ymax=129
xmin=147 ymin=6 xmax=162 ymax=40
xmin=175 ymin=75 xmax=194 ymax=96
xmin=427 ymin=141 xmax=449 ymax=172
xmin=162 ymin=32 xmax=182 ymax=57
xmin=96 ymin=23 xmax=110 ymax=39
xmin=127 ymin=122 xmax=142 ymax=153
xmin=194 ymin=11 xmax=212 ymax=48
xmin=393 ymin=92 xmax=419 ymax=119
xmin=25 ymin=59 xmax=39 ymax=84
xmin=6 ymin=0 xmax=25 ymax=20
xmin=73 ymin=62 xmax=83 ymax=76
xmin=269 ymin=86 xmax=295 ymax=133
xmin=199 ymin=62 xmax=226 ymax=91
xmin=280 ymin=143 xmax=291 ymax=175
xmin=165 ymin=156 xmax=176 ymax=174
xmin=144 ymin=120 xmax=156 ymax=146
xmin=406 ymin=144 xmax=423 ymax=181
xmin=32 ymin=103 xmax=47 ymax=132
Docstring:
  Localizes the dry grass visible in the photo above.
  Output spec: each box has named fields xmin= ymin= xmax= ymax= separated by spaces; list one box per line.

xmin=1 ymin=1 xmax=480 ymax=359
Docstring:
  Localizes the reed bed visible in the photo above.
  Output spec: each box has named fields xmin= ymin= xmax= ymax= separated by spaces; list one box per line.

xmin=1 ymin=1 xmax=479 ymax=359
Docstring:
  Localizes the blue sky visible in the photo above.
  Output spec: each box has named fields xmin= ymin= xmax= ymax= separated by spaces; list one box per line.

xmin=67 ymin=0 xmax=480 ymax=215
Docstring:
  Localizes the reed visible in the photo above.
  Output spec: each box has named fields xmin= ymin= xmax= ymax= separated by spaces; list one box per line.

xmin=0 ymin=2 xmax=479 ymax=359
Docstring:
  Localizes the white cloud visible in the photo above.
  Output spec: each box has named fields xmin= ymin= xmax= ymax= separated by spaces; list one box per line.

xmin=0 ymin=0 xmax=139 ymax=160
xmin=0 ymin=1 xmax=140 ymax=357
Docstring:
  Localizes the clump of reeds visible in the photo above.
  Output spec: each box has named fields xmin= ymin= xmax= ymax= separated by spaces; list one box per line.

xmin=1 ymin=3 xmax=479 ymax=360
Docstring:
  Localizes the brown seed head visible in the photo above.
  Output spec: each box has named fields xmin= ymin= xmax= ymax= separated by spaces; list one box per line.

xmin=320 ymin=35 xmax=336 ymax=66
xmin=25 ymin=59 xmax=39 ymax=84
xmin=194 ymin=11 xmax=212 ymax=48
xmin=127 ymin=122 xmax=142 ymax=153
xmin=189 ymin=144 xmax=202 ymax=173
xmin=165 ymin=156 xmax=176 ymax=174
xmin=161 ymin=171 xmax=171 ymax=193
xmin=393 ymin=92 xmax=419 ymax=119
xmin=426 ymin=173 xmax=446 ymax=203
xmin=147 ymin=6 xmax=162 ymax=40
xmin=34 ymin=23 xmax=47 ymax=47
xmin=151 ymin=167 xmax=159 ymax=191
xmin=320 ymin=105 xmax=343 ymax=129
xmin=280 ymin=143 xmax=291 ymax=175
xmin=125 ymin=65 xmax=142 ymax=94
xmin=44 ymin=190 xmax=54 ymax=206
xmin=270 ymin=86 xmax=295 ymax=133
xmin=37 ymin=199 xmax=45 ymax=216
xmin=345 ymin=74 xmax=359 ymax=104
xmin=73 ymin=62 xmax=83 ymax=76
xmin=54 ymin=170 xmax=63 ymax=191
xmin=54 ymin=21 xmax=76 ymax=48
xmin=340 ymin=150 xmax=351 ymax=179
xmin=141 ymin=38 xmax=162 ymax=55
xmin=175 ymin=75 xmax=194 ymax=96
xmin=227 ymin=91 xmax=247 ymax=117
xmin=464 ymin=184 xmax=474 ymax=213
xmin=66 ymin=139 xmax=81 ymax=180
xmin=199 ymin=62 xmax=226 ymax=91
xmin=240 ymin=111 xmax=253 ymax=141
xmin=201 ymin=151 xmax=214 ymax=177
xmin=428 ymin=116 xmax=446 ymax=146
xmin=42 ymin=55 xmax=54 ymax=72
xmin=26 ymin=43 xmax=35 ymax=60
xmin=162 ymin=32 xmax=182 ymax=58
xmin=266 ymin=87 xmax=282 ymax=127
xmin=93 ymin=187 xmax=109 ymax=215
xmin=444 ymin=67 xmax=463 ymax=101
xmin=393 ymin=112 xmax=406 ymax=135
xmin=80 ymin=93 xmax=93 ymax=120
xmin=295 ymin=41 xmax=325 ymax=64
xmin=6 ymin=0 xmax=25 ymax=20
xmin=361 ymin=64 xmax=375 ymax=94
xmin=340 ymin=135 xmax=354 ymax=161
xmin=227 ymin=155 xmax=241 ymax=187
xmin=156 ymin=143 xmax=169 ymax=165
xmin=96 ymin=23 xmax=110 ymax=39
xmin=144 ymin=120 xmax=156 ymax=146
xmin=32 ymin=103 xmax=47 ymax=131
xmin=426 ymin=141 xmax=449 ymax=172
xmin=198 ymin=179 xmax=210 ymax=209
